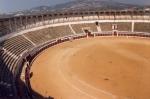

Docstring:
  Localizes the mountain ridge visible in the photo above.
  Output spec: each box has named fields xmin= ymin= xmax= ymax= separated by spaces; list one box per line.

xmin=31 ymin=0 xmax=141 ymax=12
xmin=2 ymin=0 xmax=149 ymax=16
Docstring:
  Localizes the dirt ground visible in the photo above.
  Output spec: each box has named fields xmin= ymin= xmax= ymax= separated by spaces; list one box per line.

xmin=30 ymin=37 xmax=150 ymax=99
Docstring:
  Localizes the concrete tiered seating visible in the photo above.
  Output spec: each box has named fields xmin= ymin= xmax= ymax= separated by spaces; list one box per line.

xmin=24 ymin=28 xmax=52 ymax=45
xmin=0 ymin=21 xmax=11 ymax=37
xmin=0 ymin=31 xmax=5 ymax=37
xmin=100 ymin=22 xmax=132 ymax=32
xmin=100 ymin=23 xmax=112 ymax=31
xmin=134 ymin=22 xmax=150 ymax=33
xmin=0 ymin=26 xmax=10 ymax=37
xmin=51 ymin=25 xmax=73 ymax=37
xmin=0 ymin=35 xmax=34 ymax=97
xmin=24 ymin=25 xmax=73 ymax=45
xmin=1 ymin=36 xmax=34 ymax=79
xmin=117 ymin=22 xmax=132 ymax=31
xmin=71 ymin=23 xmax=97 ymax=34
xmin=0 ymin=48 xmax=16 ymax=97
xmin=0 ymin=81 xmax=14 ymax=97
xmin=2 ymin=35 xmax=34 ymax=56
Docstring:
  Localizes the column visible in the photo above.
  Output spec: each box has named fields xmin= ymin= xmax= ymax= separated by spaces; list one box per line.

xmin=131 ymin=21 xmax=135 ymax=32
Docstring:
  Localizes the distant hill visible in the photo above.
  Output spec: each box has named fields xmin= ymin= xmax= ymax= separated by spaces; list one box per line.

xmin=30 ymin=0 xmax=142 ymax=13
xmin=2 ymin=0 xmax=148 ymax=17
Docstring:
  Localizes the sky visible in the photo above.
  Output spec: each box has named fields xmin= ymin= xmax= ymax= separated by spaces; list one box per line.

xmin=0 ymin=0 xmax=73 ymax=13
xmin=0 ymin=0 xmax=150 ymax=13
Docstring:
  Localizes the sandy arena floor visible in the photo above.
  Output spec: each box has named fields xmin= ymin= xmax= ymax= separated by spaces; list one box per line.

xmin=30 ymin=37 xmax=150 ymax=99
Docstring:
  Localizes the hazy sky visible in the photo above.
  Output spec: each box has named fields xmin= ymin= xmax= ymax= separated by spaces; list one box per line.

xmin=0 ymin=0 xmax=73 ymax=13
xmin=0 ymin=0 xmax=150 ymax=13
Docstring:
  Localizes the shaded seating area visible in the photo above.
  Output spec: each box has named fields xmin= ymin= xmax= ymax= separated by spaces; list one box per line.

xmin=50 ymin=25 xmax=74 ymax=37
xmin=99 ymin=22 xmax=112 ymax=31
xmin=117 ymin=22 xmax=132 ymax=31
xmin=134 ymin=22 xmax=150 ymax=33
xmin=0 ymin=48 xmax=17 ymax=98
xmin=71 ymin=23 xmax=97 ymax=34
xmin=99 ymin=22 xmax=132 ymax=32
xmin=0 ymin=35 xmax=34 ymax=98
xmin=24 ymin=28 xmax=52 ymax=45
xmin=24 ymin=25 xmax=74 ymax=46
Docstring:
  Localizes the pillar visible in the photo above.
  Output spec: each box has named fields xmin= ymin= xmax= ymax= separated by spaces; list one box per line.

xmin=132 ymin=21 xmax=135 ymax=32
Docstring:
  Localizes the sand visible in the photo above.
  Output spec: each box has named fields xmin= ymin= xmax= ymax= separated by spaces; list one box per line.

xmin=30 ymin=37 xmax=150 ymax=99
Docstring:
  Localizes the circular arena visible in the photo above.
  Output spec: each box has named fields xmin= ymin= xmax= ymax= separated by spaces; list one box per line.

xmin=0 ymin=10 xmax=150 ymax=99
xmin=31 ymin=37 xmax=150 ymax=99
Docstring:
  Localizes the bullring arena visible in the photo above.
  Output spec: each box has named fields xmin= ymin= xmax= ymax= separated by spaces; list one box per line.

xmin=31 ymin=37 xmax=150 ymax=99
xmin=1 ymin=10 xmax=150 ymax=99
